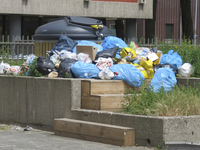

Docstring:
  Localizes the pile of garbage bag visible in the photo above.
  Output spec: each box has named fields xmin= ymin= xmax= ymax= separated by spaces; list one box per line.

xmin=0 ymin=35 xmax=195 ymax=92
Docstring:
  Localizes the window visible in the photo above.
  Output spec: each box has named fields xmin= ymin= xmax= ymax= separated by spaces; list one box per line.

xmin=165 ymin=24 xmax=174 ymax=39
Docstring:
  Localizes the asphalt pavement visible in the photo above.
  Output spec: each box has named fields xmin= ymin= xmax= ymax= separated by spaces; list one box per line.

xmin=0 ymin=123 xmax=155 ymax=150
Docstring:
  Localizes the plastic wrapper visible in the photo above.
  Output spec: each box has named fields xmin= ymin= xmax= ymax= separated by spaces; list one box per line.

xmin=178 ymin=63 xmax=194 ymax=77
xmin=25 ymin=54 xmax=37 ymax=65
xmin=50 ymin=53 xmax=60 ymax=65
xmin=109 ymin=64 xmax=145 ymax=87
xmin=71 ymin=61 xmax=100 ymax=78
xmin=6 ymin=66 xmax=21 ymax=75
xmin=58 ymin=50 xmax=77 ymax=60
xmin=77 ymin=53 xmax=92 ymax=63
xmin=148 ymin=68 xmax=177 ymax=93
xmin=96 ymin=57 xmax=113 ymax=70
xmin=129 ymin=41 xmax=139 ymax=51
xmin=99 ymin=68 xmax=114 ymax=80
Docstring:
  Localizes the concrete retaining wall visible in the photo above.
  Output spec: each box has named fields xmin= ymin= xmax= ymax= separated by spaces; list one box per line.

xmin=0 ymin=76 xmax=81 ymax=126
xmin=71 ymin=109 xmax=200 ymax=147
xmin=1 ymin=76 xmax=200 ymax=147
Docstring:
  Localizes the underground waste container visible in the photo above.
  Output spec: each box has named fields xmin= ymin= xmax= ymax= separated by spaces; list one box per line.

xmin=33 ymin=16 xmax=111 ymax=57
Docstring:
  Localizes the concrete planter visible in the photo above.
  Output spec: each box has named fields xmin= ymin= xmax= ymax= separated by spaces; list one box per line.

xmin=0 ymin=76 xmax=199 ymax=147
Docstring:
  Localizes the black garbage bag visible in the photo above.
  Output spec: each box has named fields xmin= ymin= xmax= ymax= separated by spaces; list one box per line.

xmin=58 ymin=58 xmax=77 ymax=78
xmin=35 ymin=56 xmax=58 ymax=75
xmin=49 ymin=35 xmax=77 ymax=56
xmin=95 ymin=46 xmax=119 ymax=60
xmin=153 ymin=64 xmax=178 ymax=74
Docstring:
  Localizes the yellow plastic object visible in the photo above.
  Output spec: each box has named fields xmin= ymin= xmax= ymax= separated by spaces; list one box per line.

xmin=120 ymin=47 xmax=136 ymax=60
xmin=132 ymin=63 xmax=148 ymax=79
xmin=55 ymin=61 xmax=61 ymax=68
xmin=154 ymin=50 xmax=163 ymax=65
xmin=146 ymin=68 xmax=154 ymax=79
xmin=140 ymin=57 xmax=154 ymax=79
xmin=91 ymin=25 xmax=104 ymax=29
xmin=140 ymin=57 xmax=153 ymax=70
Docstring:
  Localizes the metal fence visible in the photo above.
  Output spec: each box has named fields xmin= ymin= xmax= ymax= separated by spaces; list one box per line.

xmin=0 ymin=35 xmax=34 ymax=60
xmin=1 ymin=35 xmax=200 ymax=60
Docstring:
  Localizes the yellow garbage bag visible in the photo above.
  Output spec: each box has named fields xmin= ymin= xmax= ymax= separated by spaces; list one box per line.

xmin=140 ymin=57 xmax=153 ymax=70
xmin=140 ymin=57 xmax=154 ymax=79
xmin=132 ymin=63 xmax=148 ymax=79
xmin=120 ymin=47 xmax=137 ymax=60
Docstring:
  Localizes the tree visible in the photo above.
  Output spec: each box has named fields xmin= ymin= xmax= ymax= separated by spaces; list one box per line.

xmin=180 ymin=0 xmax=194 ymax=40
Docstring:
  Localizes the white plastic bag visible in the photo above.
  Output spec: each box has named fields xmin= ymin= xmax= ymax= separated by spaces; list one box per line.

xmin=77 ymin=53 xmax=92 ymax=63
xmin=96 ymin=57 xmax=113 ymax=70
xmin=58 ymin=50 xmax=77 ymax=60
xmin=99 ymin=68 xmax=114 ymax=80
xmin=178 ymin=63 xmax=195 ymax=77
xmin=6 ymin=66 xmax=21 ymax=75
xmin=25 ymin=54 xmax=37 ymax=65
xmin=50 ymin=53 xmax=60 ymax=65
xmin=0 ymin=61 xmax=10 ymax=74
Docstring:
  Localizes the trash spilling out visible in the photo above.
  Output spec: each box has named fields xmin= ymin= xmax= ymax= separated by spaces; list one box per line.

xmin=12 ymin=125 xmax=33 ymax=131
xmin=1 ymin=35 xmax=195 ymax=93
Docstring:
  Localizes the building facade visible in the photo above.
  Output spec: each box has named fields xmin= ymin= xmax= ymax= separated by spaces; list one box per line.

xmin=137 ymin=0 xmax=200 ymax=43
xmin=0 ymin=0 xmax=153 ymax=41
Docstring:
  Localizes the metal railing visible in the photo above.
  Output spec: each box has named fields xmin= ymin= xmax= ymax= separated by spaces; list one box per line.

xmin=0 ymin=35 xmax=34 ymax=60
xmin=1 ymin=35 xmax=200 ymax=60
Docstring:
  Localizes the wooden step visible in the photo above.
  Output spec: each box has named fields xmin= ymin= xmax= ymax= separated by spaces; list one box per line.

xmin=81 ymin=79 xmax=151 ymax=96
xmin=81 ymin=94 xmax=126 ymax=111
xmin=54 ymin=118 xmax=135 ymax=147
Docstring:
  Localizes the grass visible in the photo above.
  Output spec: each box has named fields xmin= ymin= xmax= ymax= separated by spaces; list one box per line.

xmin=122 ymin=81 xmax=200 ymax=116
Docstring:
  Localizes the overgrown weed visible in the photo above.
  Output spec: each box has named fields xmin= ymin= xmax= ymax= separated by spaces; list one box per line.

xmin=123 ymin=81 xmax=200 ymax=116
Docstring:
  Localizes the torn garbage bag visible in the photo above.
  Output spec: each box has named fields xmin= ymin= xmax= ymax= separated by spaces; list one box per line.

xmin=58 ymin=58 xmax=77 ymax=78
xmin=148 ymin=68 xmax=177 ymax=93
xmin=71 ymin=61 xmax=100 ymax=78
xmin=109 ymin=64 xmax=145 ymax=87
xmin=95 ymin=46 xmax=119 ymax=60
xmin=101 ymin=36 xmax=128 ymax=58
xmin=35 ymin=56 xmax=58 ymax=75
xmin=160 ymin=50 xmax=182 ymax=69
xmin=50 ymin=35 xmax=76 ymax=56
xmin=72 ymin=40 xmax=103 ymax=54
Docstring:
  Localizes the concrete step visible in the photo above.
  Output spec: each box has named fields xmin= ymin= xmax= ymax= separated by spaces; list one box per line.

xmin=54 ymin=118 xmax=135 ymax=147
xmin=81 ymin=94 xmax=126 ymax=111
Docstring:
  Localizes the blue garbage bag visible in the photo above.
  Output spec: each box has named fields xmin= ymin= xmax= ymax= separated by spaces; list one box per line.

xmin=160 ymin=50 xmax=182 ymax=69
xmin=101 ymin=36 xmax=128 ymax=58
xmin=72 ymin=40 xmax=103 ymax=54
xmin=148 ymin=68 xmax=177 ymax=93
xmin=109 ymin=64 xmax=145 ymax=87
xmin=71 ymin=61 xmax=100 ymax=78
xmin=50 ymin=35 xmax=76 ymax=56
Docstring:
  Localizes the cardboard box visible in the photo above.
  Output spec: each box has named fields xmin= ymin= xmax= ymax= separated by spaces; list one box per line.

xmin=76 ymin=45 xmax=98 ymax=61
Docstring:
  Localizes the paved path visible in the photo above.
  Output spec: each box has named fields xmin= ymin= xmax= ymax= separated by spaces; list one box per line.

xmin=0 ymin=124 xmax=155 ymax=150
